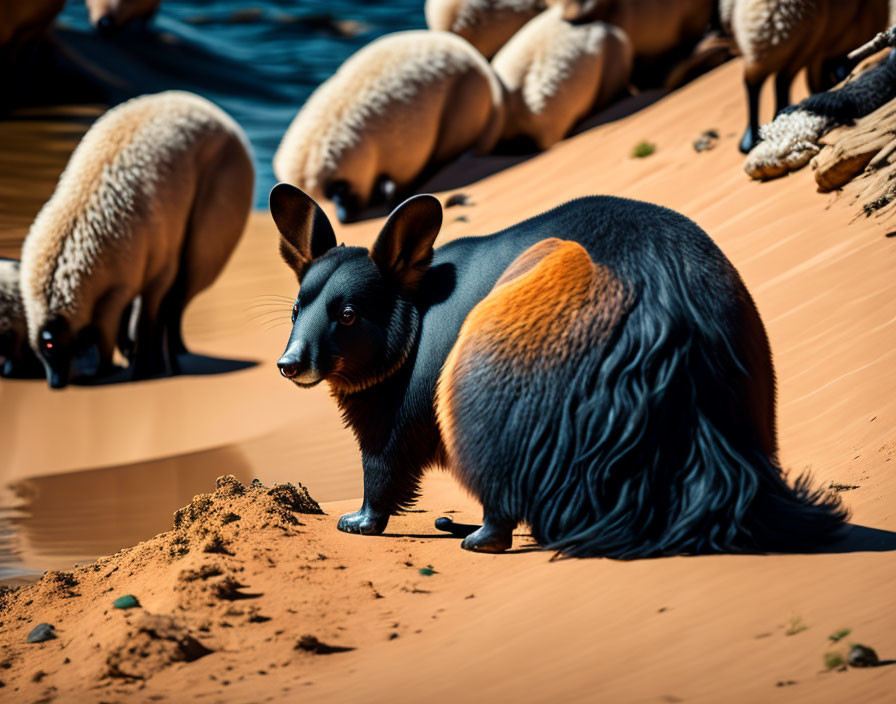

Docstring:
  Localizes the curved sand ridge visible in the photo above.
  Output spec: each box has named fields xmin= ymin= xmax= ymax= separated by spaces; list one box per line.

xmin=0 ymin=59 xmax=895 ymax=701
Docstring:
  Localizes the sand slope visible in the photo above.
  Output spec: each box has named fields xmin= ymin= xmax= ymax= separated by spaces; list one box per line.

xmin=1 ymin=59 xmax=895 ymax=701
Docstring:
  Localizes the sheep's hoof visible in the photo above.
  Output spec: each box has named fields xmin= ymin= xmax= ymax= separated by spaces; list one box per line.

xmin=739 ymin=129 xmax=759 ymax=154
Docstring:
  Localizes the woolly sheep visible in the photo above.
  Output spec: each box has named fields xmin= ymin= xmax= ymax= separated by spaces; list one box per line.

xmin=85 ymin=0 xmax=162 ymax=36
xmin=732 ymin=0 xmax=889 ymax=153
xmin=424 ymin=0 xmax=546 ymax=58
xmin=20 ymin=91 xmax=254 ymax=389
xmin=0 ymin=258 xmax=40 ymax=377
xmin=545 ymin=0 xmax=715 ymax=60
xmin=744 ymin=53 xmax=896 ymax=179
xmin=273 ymin=30 xmax=504 ymax=223
xmin=492 ymin=8 xmax=632 ymax=150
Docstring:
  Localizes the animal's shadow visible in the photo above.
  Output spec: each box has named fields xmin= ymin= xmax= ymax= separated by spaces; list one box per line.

xmin=75 ymin=353 xmax=257 ymax=386
xmin=385 ymin=520 xmax=896 ymax=558
xmin=5 ymin=353 xmax=260 ymax=387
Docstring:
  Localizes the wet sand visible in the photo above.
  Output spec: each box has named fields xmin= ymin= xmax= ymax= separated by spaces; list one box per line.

xmin=1 ymin=59 xmax=895 ymax=701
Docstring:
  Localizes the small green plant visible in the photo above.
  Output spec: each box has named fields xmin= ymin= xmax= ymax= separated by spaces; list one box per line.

xmin=785 ymin=615 xmax=808 ymax=636
xmin=828 ymin=627 xmax=851 ymax=643
xmin=823 ymin=652 xmax=845 ymax=671
xmin=631 ymin=140 xmax=656 ymax=158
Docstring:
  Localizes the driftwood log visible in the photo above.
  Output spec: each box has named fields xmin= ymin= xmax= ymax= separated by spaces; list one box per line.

xmin=812 ymin=98 xmax=896 ymax=191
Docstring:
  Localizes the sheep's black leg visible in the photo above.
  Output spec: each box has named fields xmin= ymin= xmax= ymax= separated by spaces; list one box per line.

xmin=740 ymin=77 xmax=763 ymax=154
xmin=326 ymin=181 xmax=359 ymax=224
xmin=117 ymin=299 xmax=139 ymax=363
xmin=132 ymin=310 xmax=168 ymax=380
xmin=774 ymin=72 xmax=793 ymax=115
xmin=375 ymin=175 xmax=397 ymax=206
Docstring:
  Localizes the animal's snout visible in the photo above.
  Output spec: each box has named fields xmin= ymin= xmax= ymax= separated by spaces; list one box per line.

xmin=277 ymin=342 xmax=322 ymax=385
xmin=278 ymin=360 xmax=300 ymax=379
xmin=97 ymin=15 xmax=116 ymax=36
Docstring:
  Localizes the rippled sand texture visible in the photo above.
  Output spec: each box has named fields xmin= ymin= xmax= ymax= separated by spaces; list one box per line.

xmin=0 ymin=59 xmax=895 ymax=702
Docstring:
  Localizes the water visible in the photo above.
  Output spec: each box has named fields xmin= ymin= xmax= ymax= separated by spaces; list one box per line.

xmin=52 ymin=0 xmax=427 ymax=207
xmin=0 ymin=0 xmax=425 ymax=583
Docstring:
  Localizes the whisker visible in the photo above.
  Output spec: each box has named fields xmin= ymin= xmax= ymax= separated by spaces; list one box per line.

xmin=246 ymin=301 xmax=292 ymax=310
xmin=261 ymin=321 xmax=292 ymax=332
xmin=249 ymin=312 xmax=290 ymax=324
xmin=251 ymin=295 xmax=295 ymax=302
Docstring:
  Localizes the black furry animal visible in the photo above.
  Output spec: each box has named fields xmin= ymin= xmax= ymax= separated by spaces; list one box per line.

xmin=270 ymin=183 xmax=847 ymax=557
xmin=791 ymin=51 xmax=896 ymax=122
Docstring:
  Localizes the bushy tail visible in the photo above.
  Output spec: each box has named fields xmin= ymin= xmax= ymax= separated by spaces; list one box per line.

xmin=531 ymin=313 xmax=848 ymax=559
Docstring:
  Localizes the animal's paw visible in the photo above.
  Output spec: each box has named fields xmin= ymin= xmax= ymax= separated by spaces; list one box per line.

xmin=337 ymin=510 xmax=388 ymax=535
xmin=460 ymin=525 xmax=512 ymax=553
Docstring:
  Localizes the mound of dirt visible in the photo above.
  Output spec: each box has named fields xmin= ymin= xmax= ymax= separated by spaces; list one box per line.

xmin=0 ymin=476 xmax=340 ymax=700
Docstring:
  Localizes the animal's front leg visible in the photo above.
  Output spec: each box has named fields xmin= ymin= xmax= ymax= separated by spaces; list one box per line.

xmin=336 ymin=453 xmax=405 ymax=536
xmin=336 ymin=504 xmax=390 ymax=535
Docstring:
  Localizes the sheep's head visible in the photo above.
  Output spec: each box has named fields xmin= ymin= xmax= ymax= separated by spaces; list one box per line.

xmin=86 ymin=0 xmax=161 ymax=36
xmin=744 ymin=109 xmax=832 ymax=181
xmin=0 ymin=259 xmax=40 ymax=378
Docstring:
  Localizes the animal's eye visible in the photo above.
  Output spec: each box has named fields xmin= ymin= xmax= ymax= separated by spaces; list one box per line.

xmin=291 ymin=303 xmax=298 ymax=322
xmin=338 ymin=305 xmax=357 ymax=326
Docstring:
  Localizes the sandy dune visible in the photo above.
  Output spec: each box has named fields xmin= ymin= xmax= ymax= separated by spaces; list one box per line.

xmin=1 ymin=59 xmax=895 ymax=701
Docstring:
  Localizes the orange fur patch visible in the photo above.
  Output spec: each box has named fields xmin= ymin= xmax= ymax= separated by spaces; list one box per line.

xmin=436 ymin=238 xmax=632 ymax=480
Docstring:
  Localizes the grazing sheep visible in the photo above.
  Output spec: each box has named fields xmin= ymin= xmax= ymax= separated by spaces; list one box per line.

xmin=273 ymin=30 xmax=504 ymax=224
xmin=85 ymin=0 xmax=162 ymax=36
xmin=20 ymin=91 xmax=254 ymax=389
xmin=0 ymin=0 xmax=64 ymax=60
xmin=546 ymin=0 xmax=715 ymax=60
xmin=424 ymin=0 xmax=546 ymax=58
xmin=732 ymin=0 xmax=889 ymax=153
xmin=492 ymin=8 xmax=632 ymax=149
xmin=744 ymin=54 xmax=896 ymax=179
xmin=0 ymin=259 xmax=41 ymax=378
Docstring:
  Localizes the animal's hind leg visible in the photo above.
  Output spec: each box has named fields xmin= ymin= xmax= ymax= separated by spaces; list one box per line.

xmin=460 ymin=513 xmax=516 ymax=554
xmin=160 ymin=269 xmax=190 ymax=369
xmin=774 ymin=70 xmax=796 ymax=116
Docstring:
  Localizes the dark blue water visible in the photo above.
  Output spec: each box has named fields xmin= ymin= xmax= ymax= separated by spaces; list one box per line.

xmin=54 ymin=0 xmax=426 ymax=207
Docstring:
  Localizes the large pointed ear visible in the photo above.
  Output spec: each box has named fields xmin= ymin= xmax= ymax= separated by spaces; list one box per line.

xmin=270 ymin=183 xmax=337 ymax=281
xmin=370 ymin=194 xmax=442 ymax=292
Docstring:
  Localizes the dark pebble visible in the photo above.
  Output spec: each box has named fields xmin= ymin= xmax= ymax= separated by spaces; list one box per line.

xmin=295 ymin=634 xmax=354 ymax=654
xmin=445 ymin=193 xmax=471 ymax=208
xmin=848 ymin=644 xmax=879 ymax=668
xmin=27 ymin=623 xmax=56 ymax=643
